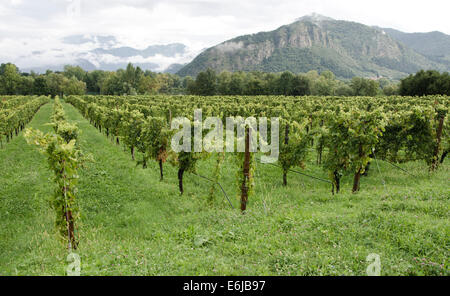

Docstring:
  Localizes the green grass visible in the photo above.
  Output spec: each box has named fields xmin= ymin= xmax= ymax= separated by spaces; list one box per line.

xmin=0 ymin=101 xmax=448 ymax=275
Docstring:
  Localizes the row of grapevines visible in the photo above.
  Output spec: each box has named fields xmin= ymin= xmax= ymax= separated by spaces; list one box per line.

xmin=65 ymin=94 xmax=448 ymax=205
xmin=25 ymin=98 xmax=88 ymax=249
xmin=0 ymin=96 xmax=49 ymax=147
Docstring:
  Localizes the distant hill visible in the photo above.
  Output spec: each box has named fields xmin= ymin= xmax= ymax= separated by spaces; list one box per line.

xmin=91 ymin=43 xmax=187 ymax=59
xmin=177 ymin=14 xmax=449 ymax=79
xmin=380 ymin=28 xmax=450 ymax=68
xmin=164 ymin=63 xmax=186 ymax=74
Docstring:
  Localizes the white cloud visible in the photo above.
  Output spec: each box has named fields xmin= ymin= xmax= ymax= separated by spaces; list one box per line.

xmin=10 ymin=0 xmax=22 ymax=6
xmin=0 ymin=0 xmax=448 ymax=71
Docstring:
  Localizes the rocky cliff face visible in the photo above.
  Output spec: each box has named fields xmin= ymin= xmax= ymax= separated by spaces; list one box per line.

xmin=177 ymin=14 xmax=448 ymax=79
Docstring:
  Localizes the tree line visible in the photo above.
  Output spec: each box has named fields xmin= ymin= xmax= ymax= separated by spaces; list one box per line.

xmin=399 ymin=70 xmax=450 ymax=96
xmin=0 ymin=63 xmax=86 ymax=97
xmin=1 ymin=61 xmax=449 ymax=97
xmin=0 ymin=63 xmax=184 ymax=97
xmin=186 ymin=69 xmax=391 ymax=96
xmin=187 ymin=69 xmax=450 ymax=96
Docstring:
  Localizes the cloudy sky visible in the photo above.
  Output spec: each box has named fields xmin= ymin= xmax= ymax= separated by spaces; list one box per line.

xmin=0 ymin=0 xmax=449 ymax=71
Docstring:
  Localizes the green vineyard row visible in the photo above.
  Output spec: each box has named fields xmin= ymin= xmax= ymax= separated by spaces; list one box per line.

xmin=0 ymin=96 xmax=50 ymax=146
xmin=65 ymin=95 xmax=449 ymax=209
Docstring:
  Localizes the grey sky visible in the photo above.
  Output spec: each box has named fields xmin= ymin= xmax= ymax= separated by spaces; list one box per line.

xmin=0 ymin=0 xmax=449 ymax=70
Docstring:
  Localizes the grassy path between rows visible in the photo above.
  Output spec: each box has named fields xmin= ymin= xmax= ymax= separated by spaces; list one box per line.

xmin=0 ymin=101 xmax=448 ymax=275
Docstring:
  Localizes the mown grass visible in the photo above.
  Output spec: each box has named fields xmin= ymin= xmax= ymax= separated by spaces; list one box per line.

xmin=0 ymin=101 xmax=448 ymax=275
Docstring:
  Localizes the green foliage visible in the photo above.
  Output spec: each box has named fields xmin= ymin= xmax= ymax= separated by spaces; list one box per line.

xmin=23 ymin=98 xmax=90 ymax=249
xmin=350 ymin=77 xmax=380 ymax=96
xmin=400 ymin=70 xmax=450 ymax=96
xmin=66 ymin=94 xmax=449 ymax=192
xmin=63 ymin=65 xmax=87 ymax=81
xmin=0 ymin=96 xmax=49 ymax=146
xmin=0 ymin=98 xmax=448 ymax=275
xmin=0 ymin=63 xmax=21 ymax=95
xmin=100 ymin=63 xmax=185 ymax=95
xmin=321 ymin=109 xmax=385 ymax=192
xmin=0 ymin=62 xmax=187 ymax=96
xmin=190 ymin=69 xmax=217 ymax=96
xmin=278 ymin=120 xmax=310 ymax=182
xmin=208 ymin=152 xmax=225 ymax=202
xmin=376 ymin=106 xmax=447 ymax=167
xmin=25 ymin=128 xmax=81 ymax=240
xmin=120 ymin=109 xmax=145 ymax=158
xmin=141 ymin=116 xmax=173 ymax=174
xmin=52 ymin=98 xmax=79 ymax=143
xmin=187 ymin=68 xmax=392 ymax=96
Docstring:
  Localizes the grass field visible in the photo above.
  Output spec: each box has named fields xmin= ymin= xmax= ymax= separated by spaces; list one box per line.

xmin=0 ymin=101 xmax=448 ymax=275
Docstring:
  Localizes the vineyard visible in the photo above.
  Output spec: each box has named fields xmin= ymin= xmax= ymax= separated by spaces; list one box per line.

xmin=65 ymin=94 xmax=449 ymax=200
xmin=0 ymin=96 xmax=49 ymax=148
xmin=0 ymin=94 xmax=448 ymax=275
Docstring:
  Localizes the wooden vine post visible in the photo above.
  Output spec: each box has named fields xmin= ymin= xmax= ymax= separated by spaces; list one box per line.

xmin=431 ymin=112 xmax=445 ymax=171
xmin=159 ymin=158 xmax=164 ymax=181
xmin=163 ymin=109 xmax=172 ymax=181
xmin=283 ymin=124 xmax=289 ymax=186
xmin=332 ymin=170 xmax=340 ymax=194
xmin=241 ymin=127 xmax=251 ymax=212
xmin=62 ymin=162 xmax=77 ymax=250
xmin=352 ymin=143 xmax=363 ymax=193
xmin=178 ymin=166 xmax=185 ymax=195
xmin=317 ymin=120 xmax=324 ymax=165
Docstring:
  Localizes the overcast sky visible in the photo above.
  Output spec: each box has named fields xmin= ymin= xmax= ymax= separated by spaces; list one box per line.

xmin=1 ymin=0 xmax=449 ymax=70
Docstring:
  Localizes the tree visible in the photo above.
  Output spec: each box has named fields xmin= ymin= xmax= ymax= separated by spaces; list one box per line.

xmin=291 ymin=74 xmax=311 ymax=96
xmin=311 ymin=76 xmax=335 ymax=96
xmin=277 ymin=71 xmax=295 ymax=95
xmin=157 ymin=73 xmax=181 ymax=94
xmin=320 ymin=70 xmax=335 ymax=80
xmin=18 ymin=76 xmax=35 ymax=95
xmin=138 ymin=75 xmax=160 ymax=94
xmin=350 ymin=77 xmax=379 ymax=96
xmin=184 ymin=76 xmax=196 ymax=95
xmin=229 ymin=72 xmax=244 ymax=95
xmin=335 ymin=82 xmax=354 ymax=96
xmin=63 ymin=65 xmax=86 ymax=81
xmin=33 ymin=76 xmax=49 ymax=95
xmin=46 ymin=73 xmax=66 ymax=97
xmin=263 ymin=72 xmax=278 ymax=94
xmin=217 ymin=71 xmax=232 ymax=95
xmin=101 ymin=72 xmax=122 ymax=95
xmin=0 ymin=63 xmax=21 ymax=95
xmin=63 ymin=76 xmax=86 ymax=95
xmin=85 ymin=70 xmax=107 ymax=93
xmin=399 ymin=70 xmax=450 ymax=96
xmin=246 ymin=76 xmax=266 ymax=95
xmin=194 ymin=68 xmax=217 ymax=96
xmin=46 ymin=73 xmax=86 ymax=97
xmin=382 ymin=84 xmax=399 ymax=96
xmin=121 ymin=63 xmax=142 ymax=92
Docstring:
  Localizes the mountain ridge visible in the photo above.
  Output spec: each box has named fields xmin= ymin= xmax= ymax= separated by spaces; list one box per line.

xmin=378 ymin=27 xmax=450 ymax=69
xmin=177 ymin=14 xmax=449 ymax=78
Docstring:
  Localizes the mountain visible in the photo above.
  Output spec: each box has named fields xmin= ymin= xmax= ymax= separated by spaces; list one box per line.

xmin=164 ymin=63 xmax=187 ymax=74
xmin=177 ymin=14 xmax=449 ymax=79
xmin=20 ymin=35 xmax=193 ymax=74
xmin=91 ymin=43 xmax=187 ymax=59
xmin=379 ymin=28 xmax=450 ymax=68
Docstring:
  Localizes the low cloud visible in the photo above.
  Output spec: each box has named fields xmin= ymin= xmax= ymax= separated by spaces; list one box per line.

xmin=215 ymin=41 xmax=244 ymax=53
